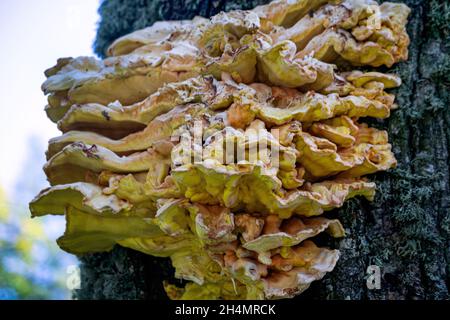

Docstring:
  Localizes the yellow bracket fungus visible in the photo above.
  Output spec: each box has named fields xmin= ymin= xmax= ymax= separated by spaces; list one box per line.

xmin=31 ymin=0 xmax=410 ymax=300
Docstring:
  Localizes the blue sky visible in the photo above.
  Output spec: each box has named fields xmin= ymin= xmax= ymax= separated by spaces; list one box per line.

xmin=0 ymin=0 xmax=99 ymax=196
xmin=0 ymin=1 xmax=100 ymax=298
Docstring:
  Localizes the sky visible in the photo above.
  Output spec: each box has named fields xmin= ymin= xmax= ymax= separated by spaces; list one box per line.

xmin=0 ymin=0 xmax=100 ymax=298
xmin=0 ymin=0 xmax=100 ymax=197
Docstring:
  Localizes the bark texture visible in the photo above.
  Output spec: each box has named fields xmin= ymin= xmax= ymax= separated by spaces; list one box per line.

xmin=75 ymin=0 xmax=450 ymax=300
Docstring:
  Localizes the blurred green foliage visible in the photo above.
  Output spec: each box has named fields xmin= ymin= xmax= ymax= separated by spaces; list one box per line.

xmin=0 ymin=137 xmax=77 ymax=300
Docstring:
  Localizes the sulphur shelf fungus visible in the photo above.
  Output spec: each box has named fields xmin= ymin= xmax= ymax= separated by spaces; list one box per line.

xmin=31 ymin=0 xmax=410 ymax=299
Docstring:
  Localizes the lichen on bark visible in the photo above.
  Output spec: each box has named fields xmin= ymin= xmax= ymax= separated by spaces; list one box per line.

xmin=74 ymin=0 xmax=449 ymax=300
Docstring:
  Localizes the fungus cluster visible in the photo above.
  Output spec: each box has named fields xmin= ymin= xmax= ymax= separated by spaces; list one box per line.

xmin=30 ymin=0 xmax=410 ymax=299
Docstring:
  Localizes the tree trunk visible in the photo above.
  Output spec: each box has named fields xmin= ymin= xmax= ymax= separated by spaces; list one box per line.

xmin=75 ymin=0 xmax=450 ymax=300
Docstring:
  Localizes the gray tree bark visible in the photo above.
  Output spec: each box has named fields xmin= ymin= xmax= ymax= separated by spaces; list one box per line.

xmin=75 ymin=0 xmax=450 ymax=300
